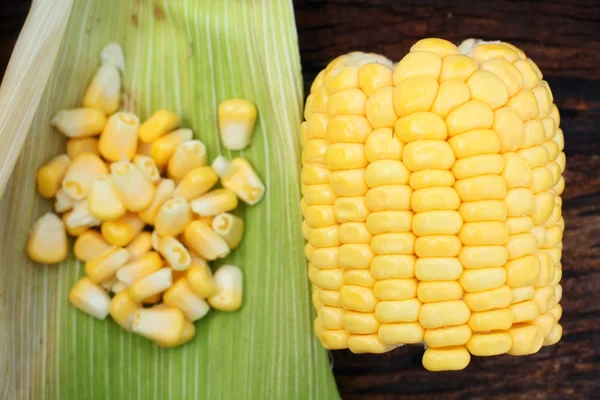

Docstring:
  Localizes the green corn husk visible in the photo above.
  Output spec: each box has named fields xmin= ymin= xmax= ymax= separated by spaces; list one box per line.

xmin=0 ymin=0 xmax=340 ymax=399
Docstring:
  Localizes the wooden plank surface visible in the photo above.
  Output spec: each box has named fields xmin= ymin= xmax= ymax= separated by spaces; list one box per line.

xmin=2 ymin=1 xmax=600 ymax=399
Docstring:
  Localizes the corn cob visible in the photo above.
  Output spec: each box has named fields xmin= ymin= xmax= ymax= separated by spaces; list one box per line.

xmin=301 ymin=38 xmax=564 ymax=371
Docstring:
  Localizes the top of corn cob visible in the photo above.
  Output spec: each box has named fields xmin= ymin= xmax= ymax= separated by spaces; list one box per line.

xmin=301 ymin=38 xmax=564 ymax=371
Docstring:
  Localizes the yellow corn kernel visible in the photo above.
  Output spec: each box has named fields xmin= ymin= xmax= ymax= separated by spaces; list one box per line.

xmin=549 ymin=303 xmax=562 ymax=322
xmin=37 ymin=154 xmax=71 ymax=198
xmin=532 ymin=313 xmax=557 ymax=338
xmin=530 ymin=191 xmax=555 ymax=226
xmin=132 ymin=306 xmax=184 ymax=347
xmin=467 ymin=70 xmax=508 ymax=110
xmin=82 ymin=57 xmax=121 ymax=114
xmin=153 ymin=197 xmax=191 ymax=237
xmin=339 ymin=244 xmax=373 ymax=269
xmin=365 ymin=186 xmax=412 ymax=212
xmin=62 ymin=212 xmax=89 ymax=237
xmin=543 ymin=226 xmax=563 ymax=249
xmin=422 ymin=346 xmax=471 ymax=372
xmin=317 ymin=306 xmax=344 ymax=330
xmin=211 ymin=213 xmax=244 ymax=249
xmin=137 ymin=141 xmax=153 ymax=157
xmin=184 ymin=220 xmax=230 ymax=261
xmin=303 ymin=139 xmax=327 ymax=164
xmin=542 ymin=140 xmax=559 ymax=163
xmin=424 ymin=325 xmax=472 ymax=348
xmin=305 ymin=205 xmax=335 ymax=228
xmin=69 ymin=277 xmax=111 ymax=319
xmin=507 ymin=233 xmax=540 ymax=261
xmin=534 ymin=251 xmax=554 ymax=287
xmin=373 ymin=279 xmax=417 ymax=301
xmin=505 ymin=255 xmax=541 ymax=287
xmin=419 ymin=301 xmax=470 ymax=329
xmin=532 ymin=287 xmax=556 ymax=314
xmin=358 ymin=62 xmax=393 ymax=96
xmin=411 ymin=38 xmax=458 ymax=56
xmin=311 ymin=247 xmax=339 ymax=269
xmin=344 ymin=270 xmax=376 ymax=288
xmin=415 ymin=257 xmax=462 ymax=281
xmin=326 ymin=88 xmax=367 ymax=116
xmin=109 ymin=291 xmax=139 ymax=331
xmin=51 ymin=108 xmax=107 ymax=138
xmin=410 ymin=170 xmax=455 ymax=190
xmin=66 ymin=200 xmax=102 ymax=229
xmin=521 ymin=119 xmax=546 ymax=149
xmin=550 ymin=265 xmax=563 ymax=286
xmin=510 ymin=300 xmax=540 ymax=323
xmin=503 ymin=188 xmax=534 ymax=218
xmin=507 ymin=324 xmax=544 ymax=355
xmin=189 ymin=189 xmax=237 ymax=219
xmin=459 ymin=245 xmax=507 ymax=269
xmin=61 ymin=154 xmax=108 ymax=200
xmin=412 ymin=210 xmax=463 ymax=236
xmin=446 ymin=100 xmax=494 ymax=137
xmin=348 ymin=334 xmax=397 ymax=354
xmin=506 ymin=216 xmax=533 ymax=235
xmin=208 ymin=265 xmax=243 ymax=312
xmin=212 ymin=156 xmax=265 ymax=205
xmin=431 ymin=80 xmax=471 ymax=119
xmin=139 ymin=179 xmax=175 ymax=225
xmin=470 ymin=42 xmax=519 ymax=63
xmin=306 ymin=113 xmax=328 ymax=140
xmin=448 ymin=132 xmax=501 ymax=162
xmin=342 ymin=311 xmax=379 ymax=334
xmin=378 ymin=322 xmax=424 ymax=345
xmin=98 ymin=112 xmax=139 ymax=162
xmin=440 ymin=53 xmax=477 ymax=81
xmin=460 ymin=267 xmax=506 ymax=293
xmin=100 ymin=212 xmax=144 ymax=246
xmin=167 ymin=140 xmax=207 ymax=180
xmin=543 ymin=323 xmax=562 ymax=346
xmin=394 ymin=112 xmax=446 ymax=143
xmin=308 ymin=225 xmax=337 ymax=248
xmin=126 ymin=232 xmax=153 ymax=260
xmin=529 ymin=167 xmax=554 ymax=194
xmin=512 ymin=285 xmax=535 ymax=304
xmin=468 ymin=309 xmax=513 ymax=332
xmin=150 ymin=128 xmax=193 ymax=168
xmin=163 ymin=279 xmax=210 ymax=321
xmin=326 ymin=143 xmax=367 ymax=171
xmin=87 ymin=176 xmax=127 ymax=221
xmin=26 ymin=213 xmax=68 ymax=264
xmin=128 ymin=267 xmax=172 ymax=302
xmin=302 ymin=163 xmax=330 ymax=186
xmin=366 ymin=161 xmax=409 ymax=190
xmin=459 ymin=222 xmax=508 ymax=246
xmin=72 ymin=230 xmax=110 ymax=263
xmin=467 ymin=333 xmax=512 ymax=357
xmin=338 ymin=285 xmax=376 ymax=313
xmin=110 ymin=161 xmax=155 ymax=212
xmin=455 ymin=175 xmax=506 ymax=202
xmin=514 ymin=59 xmax=540 ymax=90
xmin=393 ymin=78 xmax=438 ymax=118
xmin=319 ymin=289 xmax=341 ymax=307
xmin=554 ymin=176 xmax=565 ymax=196
xmin=492 ymin=107 xmax=525 ymax=152
xmin=411 ymin=187 xmax=460 ymax=213
xmin=371 ymin=233 xmax=415 ymax=255
xmin=158 ymin=236 xmax=192 ymax=270
xmin=553 ymin=127 xmax=564 ymax=149
xmin=138 ymin=110 xmax=180 ymax=143
xmin=370 ymin=255 xmax=415 ymax=280
xmin=415 ymin=236 xmax=462 ymax=258
xmin=393 ymin=51 xmax=442 ymax=83
xmin=506 ymin=90 xmax=539 ymax=122
xmin=330 ymin=169 xmax=368 ymax=197
xmin=303 ymin=184 xmax=336 ymax=205
xmin=314 ymin=268 xmax=342 ymax=290
xmin=417 ymin=281 xmax=463 ymax=303
xmin=501 ymin=153 xmax=531 ymax=189
xmin=366 ymin=86 xmax=397 ymax=128
xmin=403 ymin=140 xmax=455 ymax=172
xmin=459 ymin=200 xmax=506 ymax=222
xmin=365 ymin=128 xmax=403 ymax=162
xmin=464 ymin=285 xmax=513 ymax=312
xmin=132 ymin=156 xmax=160 ymax=185
xmin=375 ymin=298 xmax=420 ymax=323
xmin=85 ymin=246 xmax=129 ymax=284
xmin=54 ymin=189 xmax=75 ymax=214
xmin=339 ymin=222 xmax=372 ymax=244
xmin=547 ymin=162 xmax=561 ymax=186
xmin=185 ymin=258 xmax=217 ymax=298
xmin=480 ymin=59 xmax=523 ymax=97
xmin=218 ymin=99 xmax=257 ymax=150
xmin=555 ymin=284 xmax=563 ymax=303
xmin=365 ymin=212 xmax=411 ymax=236
xmin=116 ymin=251 xmax=163 ymax=285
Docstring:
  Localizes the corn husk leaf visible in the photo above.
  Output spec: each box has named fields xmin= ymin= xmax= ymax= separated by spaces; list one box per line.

xmin=0 ymin=0 xmax=339 ymax=399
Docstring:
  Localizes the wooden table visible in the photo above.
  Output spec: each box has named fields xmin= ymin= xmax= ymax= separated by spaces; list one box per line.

xmin=2 ymin=1 xmax=599 ymax=399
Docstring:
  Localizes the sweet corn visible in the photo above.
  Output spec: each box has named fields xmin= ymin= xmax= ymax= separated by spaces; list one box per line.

xmin=51 ymin=108 xmax=107 ymax=138
xmin=184 ymin=221 xmax=230 ymax=261
xmin=37 ymin=154 xmax=71 ymax=198
xmin=186 ymin=257 xmax=217 ymax=298
xmin=99 ymin=112 xmax=139 ymax=162
xmin=84 ymin=246 xmax=130 ymax=283
xmin=126 ymin=232 xmax=153 ymax=260
xmin=208 ymin=265 xmax=243 ymax=312
xmin=156 ymin=319 xmax=196 ymax=348
xmin=109 ymin=291 xmax=139 ymax=331
xmin=69 ymin=277 xmax=111 ymax=319
xmin=190 ymin=189 xmax=238 ymax=217
xmin=132 ymin=307 xmax=185 ymax=347
xmin=62 ymin=212 xmax=89 ymax=236
xmin=163 ymin=279 xmax=210 ymax=321
xmin=65 ymin=200 xmax=102 ymax=229
xmin=150 ymin=128 xmax=193 ymax=168
xmin=154 ymin=197 xmax=191 ymax=236
xmin=73 ymin=230 xmax=111 ymax=262
xmin=62 ymin=153 xmax=108 ymax=200
xmin=212 ymin=156 xmax=265 ymax=205
xmin=82 ymin=43 xmax=123 ymax=114
xmin=139 ymin=110 xmax=180 ymax=143
xmin=129 ymin=267 xmax=172 ymax=302
xmin=26 ymin=213 xmax=68 ymax=264
xmin=66 ymin=138 xmax=100 ymax=159
xmin=173 ymin=166 xmax=218 ymax=201
xmin=167 ymin=140 xmax=207 ymax=180
xmin=110 ymin=161 xmax=155 ymax=212
xmin=54 ymin=189 xmax=75 ymax=213
xmin=87 ymin=176 xmax=127 ymax=220
xmin=218 ymin=99 xmax=257 ymax=150
xmin=139 ymin=179 xmax=175 ymax=225
xmin=158 ymin=236 xmax=192 ymax=270
xmin=133 ymin=155 xmax=160 ymax=184
xmin=302 ymin=39 xmax=564 ymax=370
xmin=116 ymin=251 xmax=164 ymax=285
xmin=101 ymin=212 xmax=145 ymax=247
xmin=212 ymin=213 xmax=245 ymax=249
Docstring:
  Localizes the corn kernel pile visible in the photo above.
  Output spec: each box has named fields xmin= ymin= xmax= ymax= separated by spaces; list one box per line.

xmin=301 ymin=38 xmax=564 ymax=370
xmin=27 ymin=44 xmax=265 ymax=347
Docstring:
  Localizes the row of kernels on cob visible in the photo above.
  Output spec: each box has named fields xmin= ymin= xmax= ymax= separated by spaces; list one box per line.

xmin=28 ymin=44 xmax=264 ymax=347
xmin=301 ymin=38 xmax=564 ymax=371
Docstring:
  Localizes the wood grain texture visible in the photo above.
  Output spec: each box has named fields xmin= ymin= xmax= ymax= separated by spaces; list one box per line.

xmin=1 ymin=0 xmax=600 ymax=399
xmin=292 ymin=1 xmax=600 ymax=399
